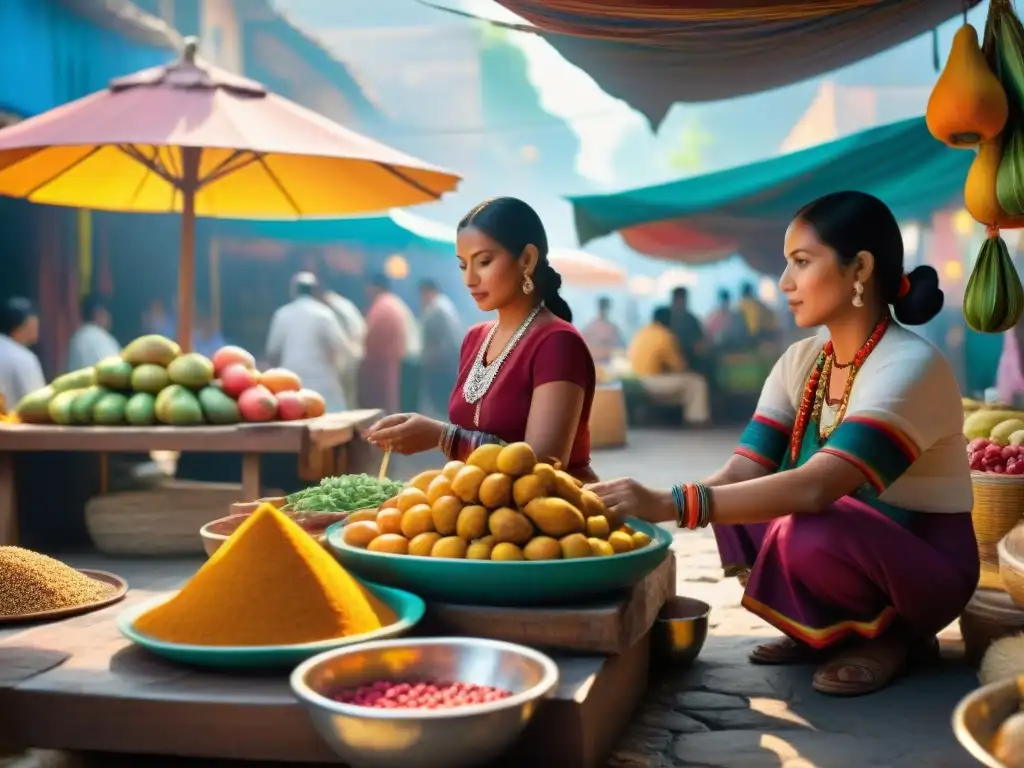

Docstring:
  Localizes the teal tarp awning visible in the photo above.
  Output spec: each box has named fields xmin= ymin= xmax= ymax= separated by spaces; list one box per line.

xmin=569 ymin=117 xmax=973 ymax=274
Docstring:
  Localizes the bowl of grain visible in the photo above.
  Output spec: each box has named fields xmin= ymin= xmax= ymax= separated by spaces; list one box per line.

xmin=200 ymin=509 xmax=353 ymax=558
xmin=0 ymin=546 xmax=128 ymax=623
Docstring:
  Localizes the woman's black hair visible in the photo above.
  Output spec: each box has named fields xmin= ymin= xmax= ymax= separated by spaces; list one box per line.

xmin=0 ymin=296 xmax=34 ymax=336
xmin=795 ymin=191 xmax=943 ymax=326
xmin=457 ymin=197 xmax=572 ymax=323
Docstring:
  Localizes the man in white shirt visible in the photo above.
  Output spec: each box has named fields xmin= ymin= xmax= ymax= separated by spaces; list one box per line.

xmin=67 ymin=295 xmax=121 ymax=371
xmin=0 ymin=296 xmax=45 ymax=411
xmin=265 ymin=273 xmax=355 ymax=413
xmin=320 ymin=286 xmax=366 ymax=409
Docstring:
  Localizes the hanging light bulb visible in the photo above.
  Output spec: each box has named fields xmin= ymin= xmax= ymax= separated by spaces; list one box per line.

xmin=952 ymin=209 xmax=976 ymax=237
xmin=384 ymin=253 xmax=409 ymax=280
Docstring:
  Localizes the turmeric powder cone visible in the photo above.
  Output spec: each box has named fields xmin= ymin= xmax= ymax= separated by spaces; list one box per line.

xmin=133 ymin=504 xmax=396 ymax=646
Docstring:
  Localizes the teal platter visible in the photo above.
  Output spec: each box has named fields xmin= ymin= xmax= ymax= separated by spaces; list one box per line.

xmin=325 ymin=517 xmax=672 ymax=607
xmin=116 ymin=581 xmax=425 ymax=669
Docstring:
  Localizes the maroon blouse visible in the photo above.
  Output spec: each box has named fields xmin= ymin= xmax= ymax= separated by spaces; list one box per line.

xmin=448 ymin=318 xmax=596 ymax=477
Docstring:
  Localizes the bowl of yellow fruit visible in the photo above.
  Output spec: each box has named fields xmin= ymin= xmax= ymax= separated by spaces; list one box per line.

xmin=324 ymin=443 xmax=672 ymax=606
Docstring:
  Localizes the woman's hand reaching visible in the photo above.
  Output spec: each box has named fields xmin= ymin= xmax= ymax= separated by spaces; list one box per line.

xmin=363 ymin=413 xmax=443 ymax=455
xmin=584 ymin=477 xmax=676 ymax=530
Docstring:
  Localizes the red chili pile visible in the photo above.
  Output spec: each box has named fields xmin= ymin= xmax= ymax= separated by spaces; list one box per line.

xmin=330 ymin=679 xmax=512 ymax=709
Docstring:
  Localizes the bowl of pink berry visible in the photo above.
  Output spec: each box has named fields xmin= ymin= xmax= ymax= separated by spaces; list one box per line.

xmin=290 ymin=636 xmax=559 ymax=768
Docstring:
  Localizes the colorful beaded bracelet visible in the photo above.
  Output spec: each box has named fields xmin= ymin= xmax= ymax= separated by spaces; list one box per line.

xmin=671 ymin=482 xmax=712 ymax=530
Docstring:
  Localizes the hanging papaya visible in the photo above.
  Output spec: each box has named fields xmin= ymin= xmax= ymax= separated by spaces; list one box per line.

xmin=926 ymin=24 xmax=1009 ymax=148
xmin=966 ymin=137 xmax=1024 ymax=227
xmin=963 ymin=234 xmax=1024 ymax=333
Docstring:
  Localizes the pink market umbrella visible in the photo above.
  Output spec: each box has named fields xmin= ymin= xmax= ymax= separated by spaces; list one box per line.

xmin=0 ymin=39 xmax=461 ymax=350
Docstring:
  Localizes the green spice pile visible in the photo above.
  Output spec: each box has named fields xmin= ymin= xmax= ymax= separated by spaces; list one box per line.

xmin=284 ymin=474 xmax=405 ymax=514
xmin=0 ymin=547 xmax=114 ymax=616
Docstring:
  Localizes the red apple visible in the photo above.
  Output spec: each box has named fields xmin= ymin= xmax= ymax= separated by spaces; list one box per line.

xmin=276 ymin=391 xmax=307 ymax=421
xmin=211 ymin=345 xmax=256 ymax=377
xmin=221 ymin=363 xmax=259 ymax=399
xmin=238 ymin=385 xmax=278 ymax=422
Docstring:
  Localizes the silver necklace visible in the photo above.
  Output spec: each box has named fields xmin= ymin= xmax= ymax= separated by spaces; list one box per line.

xmin=463 ymin=302 xmax=544 ymax=426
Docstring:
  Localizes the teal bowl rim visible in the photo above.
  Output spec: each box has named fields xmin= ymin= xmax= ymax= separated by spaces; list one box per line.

xmin=325 ymin=515 xmax=671 ymax=566
xmin=116 ymin=581 xmax=425 ymax=655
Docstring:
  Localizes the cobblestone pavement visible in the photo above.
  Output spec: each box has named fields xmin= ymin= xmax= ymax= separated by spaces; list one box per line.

xmin=595 ymin=429 xmax=980 ymax=768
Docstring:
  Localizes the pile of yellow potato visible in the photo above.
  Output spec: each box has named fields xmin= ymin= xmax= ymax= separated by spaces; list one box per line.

xmin=342 ymin=442 xmax=652 ymax=560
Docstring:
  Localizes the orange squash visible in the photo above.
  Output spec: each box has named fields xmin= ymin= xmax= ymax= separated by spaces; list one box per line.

xmin=965 ymin=138 xmax=1024 ymax=228
xmin=927 ymin=24 xmax=1009 ymax=148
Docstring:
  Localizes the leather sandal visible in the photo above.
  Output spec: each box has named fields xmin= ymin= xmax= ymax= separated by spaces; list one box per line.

xmin=812 ymin=653 xmax=904 ymax=697
xmin=749 ymin=637 xmax=820 ymax=665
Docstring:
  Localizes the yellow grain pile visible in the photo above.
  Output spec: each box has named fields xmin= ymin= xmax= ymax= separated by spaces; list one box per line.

xmin=0 ymin=547 xmax=113 ymax=616
xmin=133 ymin=503 xmax=397 ymax=646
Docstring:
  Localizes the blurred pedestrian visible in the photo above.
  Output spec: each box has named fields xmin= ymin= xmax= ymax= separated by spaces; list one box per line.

xmin=418 ymin=278 xmax=461 ymax=418
xmin=67 ymin=295 xmax=120 ymax=370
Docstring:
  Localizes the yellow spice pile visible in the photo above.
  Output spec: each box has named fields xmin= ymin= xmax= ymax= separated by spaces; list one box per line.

xmin=0 ymin=547 xmax=113 ymax=616
xmin=133 ymin=503 xmax=397 ymax=646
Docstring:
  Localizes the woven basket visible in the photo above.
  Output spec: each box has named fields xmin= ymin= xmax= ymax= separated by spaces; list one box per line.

xmin=971 ymin=472 xmax=1024 ymax=588
xmin=85 ymin=481 xmax=247 ymax=556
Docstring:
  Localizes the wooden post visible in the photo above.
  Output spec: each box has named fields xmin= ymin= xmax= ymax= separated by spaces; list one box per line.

xmin=176 ymin=146 xmax=202 ymax=354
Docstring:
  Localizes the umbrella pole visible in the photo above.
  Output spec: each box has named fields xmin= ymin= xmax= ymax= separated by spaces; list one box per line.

xmin=176 ymin=147 xmax=201 ymax=354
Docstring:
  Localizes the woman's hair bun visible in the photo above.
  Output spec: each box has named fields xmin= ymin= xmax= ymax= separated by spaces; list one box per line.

xmin=892 ymin=265 xmax=943 ymax=326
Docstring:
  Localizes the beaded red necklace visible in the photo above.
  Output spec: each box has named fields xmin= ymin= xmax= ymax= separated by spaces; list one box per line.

xmin=788 ymin=315 xmax=890 ymax=464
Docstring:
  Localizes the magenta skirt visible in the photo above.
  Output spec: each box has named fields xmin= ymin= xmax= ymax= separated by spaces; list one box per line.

xmin=713 ymin=497 xmax=979 ymax=649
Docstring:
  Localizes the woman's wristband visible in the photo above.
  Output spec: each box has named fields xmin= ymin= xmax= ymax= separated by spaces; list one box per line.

xmin=671 ymin=482 xmax=712 ymax=530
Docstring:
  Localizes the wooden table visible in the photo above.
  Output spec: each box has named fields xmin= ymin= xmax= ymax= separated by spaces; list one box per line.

xmin=0 ymin=410 xmax=381 ymax=546
xmin=0 ymin=557 xmax=657 ymax=767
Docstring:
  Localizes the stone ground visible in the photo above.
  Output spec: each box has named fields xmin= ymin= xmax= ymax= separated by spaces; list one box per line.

xmin=4 ymin=428 xmax=983 ymax=768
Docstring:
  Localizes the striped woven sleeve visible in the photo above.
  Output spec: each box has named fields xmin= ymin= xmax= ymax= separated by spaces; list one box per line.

xmin=732 ymin=341 xmax=816 ymax=471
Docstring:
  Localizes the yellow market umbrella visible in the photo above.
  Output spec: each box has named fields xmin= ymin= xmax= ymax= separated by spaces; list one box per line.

xmin=0 ymin=39 xmax=461 ymax=350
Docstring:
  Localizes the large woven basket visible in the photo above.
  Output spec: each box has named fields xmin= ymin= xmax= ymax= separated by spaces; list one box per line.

xmin=972 ymin=472 xmax=1024 ymax=590
xmin=85 ymin=481 xmax=247 ymax=556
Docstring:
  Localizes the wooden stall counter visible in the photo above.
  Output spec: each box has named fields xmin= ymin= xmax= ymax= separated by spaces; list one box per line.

xmin=0 ymin=410 xmax=381 ymax=546
xmin=0 ymin=555 xmax=662 ymax=767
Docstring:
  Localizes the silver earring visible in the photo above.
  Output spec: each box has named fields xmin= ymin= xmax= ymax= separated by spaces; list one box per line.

xmin=852 ymin=280 xmax=864 ymax=308
xmin=523 ymin=274 xmax=534 ymax=295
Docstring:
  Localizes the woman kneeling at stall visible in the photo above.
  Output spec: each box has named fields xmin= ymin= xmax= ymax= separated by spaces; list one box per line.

xmin=587 ymin=191 xmax=978 ymax=697
xmin=364 ymin=196 xmax=597 ymax=482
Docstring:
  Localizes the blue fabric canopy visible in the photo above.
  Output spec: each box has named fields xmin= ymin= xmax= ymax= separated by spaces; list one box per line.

xmin=569 ymin=117 xmax=973 ymax=274
xmin=0 ymin=0 xmax=175 ymax=118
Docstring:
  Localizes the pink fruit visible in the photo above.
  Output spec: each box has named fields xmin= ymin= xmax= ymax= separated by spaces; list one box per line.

xmin=211 ymin=345 xmax=256 ymax=377
xmin=221 ymin=364 xmax=259 ymax=399
xmin=969 ymin=438 xmax=991 ymax=452
xmin=276 ymin=391 xmax=307 ymax=421
xmin=237 ymin=385 xmax=278 ymax=422
xmin=985 ymin=443 xmax=1004 ymax=457
xmin=1003 ymin=446 xmax=1018 ymax=459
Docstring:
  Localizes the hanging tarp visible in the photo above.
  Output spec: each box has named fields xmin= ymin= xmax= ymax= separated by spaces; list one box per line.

xmin=470 ymin=0 xmax=980 ymax=127
xmin=569 ymin=116 xmax=973 ymax=274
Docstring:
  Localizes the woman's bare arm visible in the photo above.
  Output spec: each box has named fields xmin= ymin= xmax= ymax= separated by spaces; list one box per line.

xmin=524 ymin=381 xmax=585 ymax=467
xmin=707 ymin=452 xmax=867 ymax=525
xmin=702 ymin=454 xmax=774 ymax=487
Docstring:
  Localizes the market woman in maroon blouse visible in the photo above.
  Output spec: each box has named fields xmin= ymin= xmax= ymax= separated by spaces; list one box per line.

xmin=364 ymin=197 xmax=597 ymax=482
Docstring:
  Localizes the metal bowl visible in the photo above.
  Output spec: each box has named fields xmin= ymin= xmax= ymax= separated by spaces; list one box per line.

xmin=291 ymin=637 xmax=559 ymax=768
xmin=652 ymin=596 xmax=710 ymax=668
xmin=953 ymin=675 xmax=1024 ymax=767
